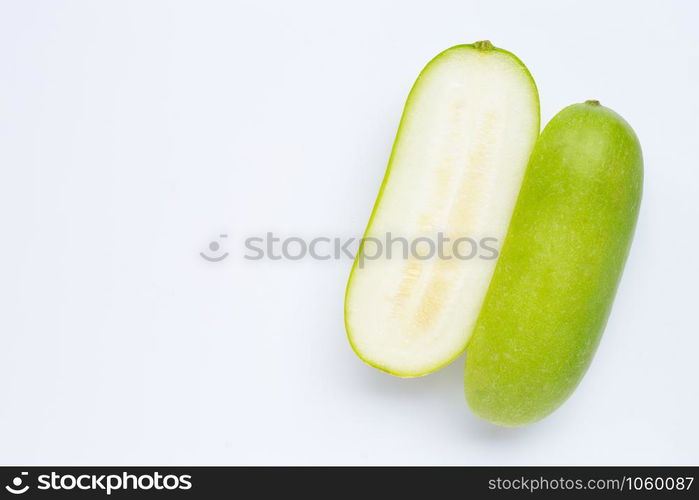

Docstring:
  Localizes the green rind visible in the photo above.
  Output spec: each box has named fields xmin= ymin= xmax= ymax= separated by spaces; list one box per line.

xmin=465 ymin=101 xmax=643 ymax=425
xmin=344 ymin=42 xmax=540 ymax=377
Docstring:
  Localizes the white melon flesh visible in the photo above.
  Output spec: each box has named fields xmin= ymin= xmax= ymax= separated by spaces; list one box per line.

xmin=345 ymin=43 xmax=539 ymax=377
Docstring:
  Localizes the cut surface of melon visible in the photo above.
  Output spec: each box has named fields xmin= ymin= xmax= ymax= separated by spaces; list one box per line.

xmin=344 ymin=43 xmax=539 ymax=376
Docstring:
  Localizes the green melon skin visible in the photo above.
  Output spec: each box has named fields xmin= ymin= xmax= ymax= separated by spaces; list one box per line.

xmin=464 ymin=101 xmax=643 ymax=427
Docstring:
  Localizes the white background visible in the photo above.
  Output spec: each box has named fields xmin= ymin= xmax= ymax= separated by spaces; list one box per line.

xmin=1 ymin=0 xmax=697 ymax=465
